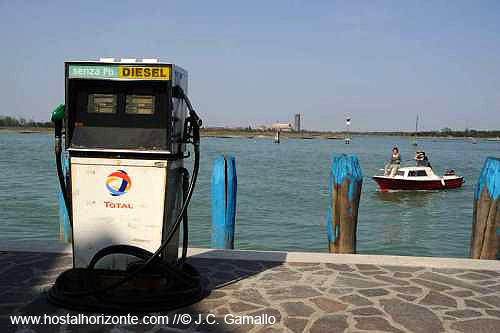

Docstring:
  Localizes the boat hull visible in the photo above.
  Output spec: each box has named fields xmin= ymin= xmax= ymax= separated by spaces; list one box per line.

xmin=372 ymin=176 xmax=464 ymax=191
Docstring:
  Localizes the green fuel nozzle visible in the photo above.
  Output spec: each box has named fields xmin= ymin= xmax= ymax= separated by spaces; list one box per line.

xmin=51 ymin=104 xmax=65 ymax=123
xmin=51 ymin=104 xmax=65 ymax=152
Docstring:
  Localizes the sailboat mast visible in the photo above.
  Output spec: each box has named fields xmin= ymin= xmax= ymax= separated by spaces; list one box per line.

xmin=412 ymin=115 xmax=419 ymax=146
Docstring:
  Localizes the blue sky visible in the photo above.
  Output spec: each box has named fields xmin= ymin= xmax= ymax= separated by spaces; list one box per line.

xmin=1 ymin=0 xmax=499 ymax=131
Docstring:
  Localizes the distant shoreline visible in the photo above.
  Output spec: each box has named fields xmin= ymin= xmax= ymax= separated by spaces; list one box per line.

xmin=0 ymin=127 xmax=53 ymax=133
xmin=199 ymin=129 xmax=500 ymax=141
xmin=1 ymin=127 xmax=499 ymax=141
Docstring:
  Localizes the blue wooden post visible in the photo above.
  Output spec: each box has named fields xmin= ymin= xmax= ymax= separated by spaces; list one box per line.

xmin=58 ymin=155 xmax=71 ymax=242
xmin=326 ymin=154 xmax=363 ymax=253
xmin=470 ymin=157 xmax=500 ymax=259
xmin=211 ymin=155 xmax=237 ymax=249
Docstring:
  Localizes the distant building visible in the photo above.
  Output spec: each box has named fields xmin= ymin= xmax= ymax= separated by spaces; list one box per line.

xmin=294 ymin=114 xmax=301 ymax=132
xmin=272 ymin=123 xmax=292 ymax=131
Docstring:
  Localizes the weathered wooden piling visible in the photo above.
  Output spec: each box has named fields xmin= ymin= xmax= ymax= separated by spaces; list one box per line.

xmin=470 ymin=157 xmax=500 ymax=259
xmin=327 ymin=154 xmax=363 ymax=253
xmin=211 ymin=155 xmax=237 ymax=249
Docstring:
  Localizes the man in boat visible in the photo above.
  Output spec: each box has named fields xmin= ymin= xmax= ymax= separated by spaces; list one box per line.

xmin=384 ymin=146 xmax=401 ymax=176
xmin=415 ymin=151 xmax=432 ymax=168
xmin=415 ymin=151 xmax=425 ymax=166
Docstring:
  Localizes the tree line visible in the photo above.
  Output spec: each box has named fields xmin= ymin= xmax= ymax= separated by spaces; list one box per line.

xmin=1 ymin=115 xmax=498 ymax=137
xmin=0 ymin=116 xmax=53 ymax=128
xmin=349 ymin=129 xmax=500 ymax=138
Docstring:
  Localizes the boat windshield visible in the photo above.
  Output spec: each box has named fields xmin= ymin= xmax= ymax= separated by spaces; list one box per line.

xmin=409 ymin=170 xmax=428 ymax=177
xmin=396 ymin=170 xmax=404 ymax=176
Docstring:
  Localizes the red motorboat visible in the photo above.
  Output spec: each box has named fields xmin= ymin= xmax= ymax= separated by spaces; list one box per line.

xmin=373 ymin=166 xmax=464 ymax=191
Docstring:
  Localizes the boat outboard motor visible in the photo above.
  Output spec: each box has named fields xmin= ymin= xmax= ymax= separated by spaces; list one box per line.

xmin=48 ymin=59 xmax=206 ymax=313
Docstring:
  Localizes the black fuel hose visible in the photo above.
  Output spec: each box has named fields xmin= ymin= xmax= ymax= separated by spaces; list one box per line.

xmin=53 ymin=125 xmax=72 ymax=228
xmin=180 ymin=168 xmax=190 ymax=265
xmin=55 ymin=150 xmax=71 ymax=226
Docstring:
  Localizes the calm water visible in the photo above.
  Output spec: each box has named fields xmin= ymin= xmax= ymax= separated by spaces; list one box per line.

xmin=0 ymin=132 xmax=498 ymax=258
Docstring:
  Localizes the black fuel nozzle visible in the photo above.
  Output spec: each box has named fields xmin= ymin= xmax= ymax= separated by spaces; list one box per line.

xmin=189 ymin=109 xmax=202 ymax=128
xmin=172 ymin=85 xmax=184 ymax=100
xmin=184 ymin=114 xmax=201 ymax=147
xmin=191 ymin=117 xmax=201 ymax=146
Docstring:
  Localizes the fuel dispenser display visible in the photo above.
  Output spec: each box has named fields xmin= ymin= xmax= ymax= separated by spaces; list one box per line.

xmin=48 ymin=59 xmax=205 ymax=312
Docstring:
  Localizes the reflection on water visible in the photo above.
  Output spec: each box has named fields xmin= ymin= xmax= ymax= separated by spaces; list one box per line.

xmin=372 ymin=191 xmax=435 ymax=208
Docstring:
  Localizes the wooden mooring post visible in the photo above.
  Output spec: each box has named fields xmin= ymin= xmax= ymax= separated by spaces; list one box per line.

xmin=211 ymin=155 xmax=237 ymax=249
xmin=327 ymin=154 xmax=363 ymax=253
xmin=470 ymin=157 xmax=500 ymax=259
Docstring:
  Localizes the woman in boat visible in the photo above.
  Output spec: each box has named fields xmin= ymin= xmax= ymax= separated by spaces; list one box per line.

xmin=384 ymin=146 xmax=401 ymax=176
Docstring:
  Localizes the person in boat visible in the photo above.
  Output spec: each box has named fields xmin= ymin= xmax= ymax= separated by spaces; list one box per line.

xmin=384 ymin=146 xmax=401 ymax=176
xmin=415 ymin=151 xmax=432 ymax=168
xmin=415 ymin=151 xmax=426 ymax=166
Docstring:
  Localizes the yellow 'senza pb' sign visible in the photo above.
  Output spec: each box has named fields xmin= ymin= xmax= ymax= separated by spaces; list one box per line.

xmin=119 ymin=66 xmax=170 ymax=80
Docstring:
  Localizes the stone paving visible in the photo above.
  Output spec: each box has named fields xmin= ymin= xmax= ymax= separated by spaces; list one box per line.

xmin=1 ymin=250 xmax=500 ymax=333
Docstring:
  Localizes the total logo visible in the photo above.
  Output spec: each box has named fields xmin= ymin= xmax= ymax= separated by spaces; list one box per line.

xmin=106 ymin=170 xmax=131 ymax=196
xmin=104 ymin=170 xmax=134 ymax=209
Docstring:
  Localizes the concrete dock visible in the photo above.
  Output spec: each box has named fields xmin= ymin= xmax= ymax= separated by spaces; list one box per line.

xmin=1 ymin=240 xmax=500 ymax=333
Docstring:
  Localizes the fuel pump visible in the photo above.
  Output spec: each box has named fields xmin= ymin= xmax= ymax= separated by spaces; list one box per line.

xmin=48 ymin=59 xmax=205 ymax=312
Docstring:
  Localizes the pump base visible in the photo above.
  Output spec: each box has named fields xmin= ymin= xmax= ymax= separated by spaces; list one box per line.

xmin=47 ymin=263 xmax=207 ymax=313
